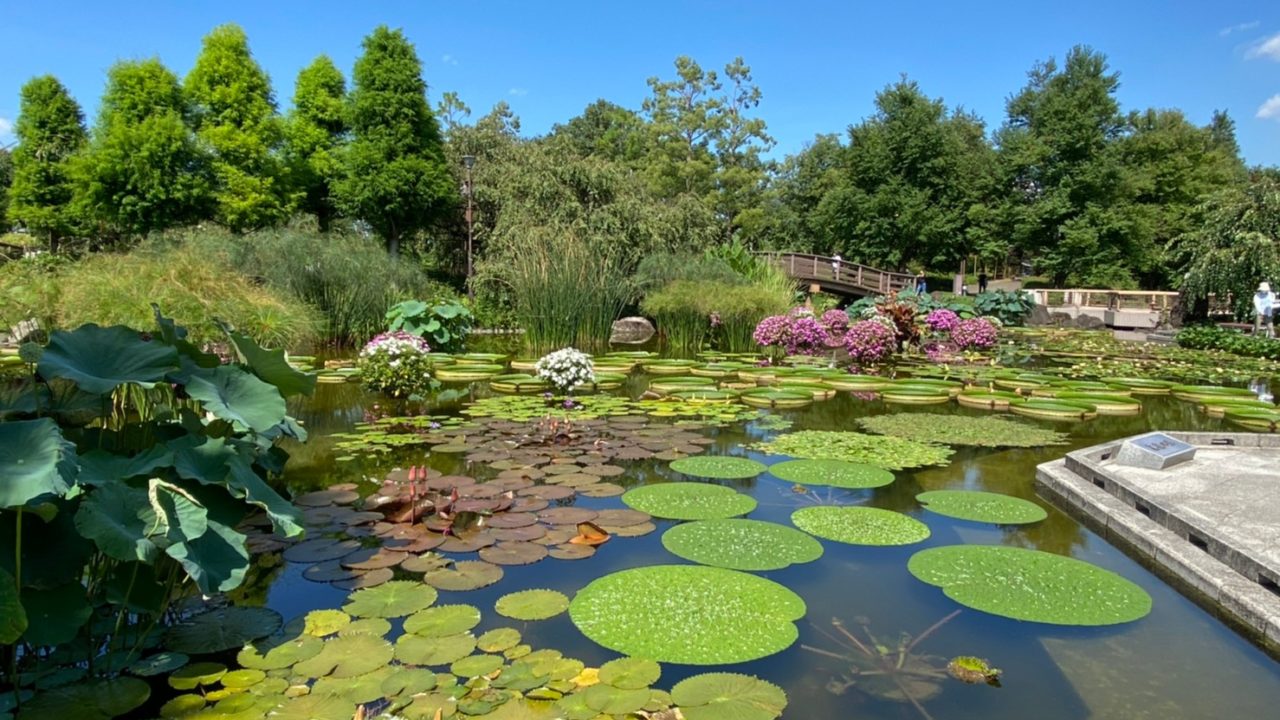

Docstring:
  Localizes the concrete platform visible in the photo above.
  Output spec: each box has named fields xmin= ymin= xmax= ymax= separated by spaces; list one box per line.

xmin=1036 ymin=431 xmax=1280 ymax=655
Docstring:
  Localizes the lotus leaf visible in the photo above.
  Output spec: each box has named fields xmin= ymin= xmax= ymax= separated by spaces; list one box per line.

xmin=622 ymin=483 xmax=757 ymax=521
xmin=19 ymin=583 xmax=92 ymax=646
xmin=165 ymin=606 xmax=282 ymax=654
xmin=182 ymin=365 xmax=288 ymax=433
xmin=394 ymin=632 xmax=478 ymax=666
xmin=669 ymin=456 xmax=767 ymax=480
xmin=422 ymin=561 xmax=504 ymax=591
xmin=302 ymin=609 xmax=351 ymax=637
xmin=292 ymin=633 xmax=395 ymax=678
xmin=670 ymin=672 xmax=787 ymax=720
xmin=236 ymin=633 xmax=323 ymax=670
xmin=23 ymin=676 xmax=151 ymax=720
xmin=569 ymin=565 xmax=806 ymax=664
xmin=270 ymin=693 xmax=355 ymax=720
xmin=907 ymin=545 xmax=1153 ymax=625
xmin=477 ymin=627 xmax=522 ymax=652
xmin=0 ymin=418 xmax=76 ymax=508
xmin=857 ymin=413 xmax=1068 ymax=448
xmin=752 ymin=431 xmax=952 ymax=470
xmin=220 ymin=324 xmax=316 ymax=398
xmin=661 ymin=519 xmax=823 ymax=571
xmin=494 ymin=589 xmax=571 ymax=621
xmin=37 ymin=324 xmax=179 ymax=395
xmin=916 ymin=490 xmax=1048 ymax=525
xmin=584 ymin=684 xmax=652 ymax=714
xmin=598 ymin=657 xmax=661 ymax=689
xmin=766 ymin=459 xmax=894 ymax=489
xmin=451 ymin=653 xmax=505 ymax=677
xmin=791 ymin=506 xmax=930 ymax=546
xmin=404 ymin=604 xmax=482 ymax=637
xmin=342 ymin=580 xmax=438 ymax=618
xmin=168 ymin=661 xmax=227 ymax=690
xmin=128 ymin=651 xmax=189 ymax=677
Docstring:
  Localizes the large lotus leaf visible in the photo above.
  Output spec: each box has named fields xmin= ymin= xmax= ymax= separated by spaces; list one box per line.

xmin=0 ymin=506 xmax=92 ymax=589
xmin=569 ymin=565 xmax=805 ymax=665
xmin=292 ymin=632 xmax=395 ymax=679
xmin=907 ymin=545 xmax=1153 ymax=626
xmin=404 ymin=604 xmax=481 ymax=638
xmin=171 ymin=437 xmax=302 ymax=538
xmin=219 ymin=322 xmax=317 ymax=398
xmin=182 ymin=365 xmax=288 ymax=433
xmin=105 ymin=561 xmax=167 ymax=614
xmin=622 ymin=483 xmax=757 ymax=521
xmin=494 ymin=589 xmax=571 ymax=621
xmin=791 ymin=506 xmax=930 ymax=546
xmin=165 ymin=606 xmax=282 ymax=654
xmin=394 ymin=632 xmax=478 ymax=666
xmin=23 ymin=677 xmax=150 ymax=719
xmin=767 ymin=459 xmax=894 ymax=489
xmin=670 ymin=673 xmax=787 ymax=720
xmin=343 ymin=580 xmax=438 ymax=618
xmin=147 ymin=478 xmax=210 ymax=543
xmin=915 ymin=490 xmax=1048 ymax=525
xmin=76 ymin=446 xmax=173 ymax=488
xmin=598 ymin=657 xmax=661 ymax=690
xmin=153 ymin=305 xmax=220 ymax=369
xmin=74 ymin=482 xmax=159 ymax=563
xmin=164 ymin=510 xmax=251 ymax=595
xmin=236 ymin=633 xmax=324 ymax=670
xmin=0 ymin=418 xmax=77 ymax=508
xmin=661 ymin=519 xmax=823 ymax=571
xmin=37 ymin=324 xmax=179 ymax=395
xmin=669 ymin=456 xmax=767 ymax=480
xmin=20 ymin=583 xmax=93 ymax=646
xmin=0 ymin=567 xmax=27 ymax=644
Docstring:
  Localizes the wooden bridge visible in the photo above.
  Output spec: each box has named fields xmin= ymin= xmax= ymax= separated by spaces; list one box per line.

xmin=759 ymin=252 xmax=915 ymax=297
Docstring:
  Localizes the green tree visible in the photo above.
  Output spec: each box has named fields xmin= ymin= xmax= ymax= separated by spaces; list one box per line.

xmin=334 ymin=25 xmax=454 ymax=256
xmin=436 ymin=91 xmax=471 ymax=136
xmin=755 ymin=133 xmax=845 ymax=251
xmin=73 ymin=59 xmax=212 ymax=239
xmin=284 ymin=55 xmax=347 ymax=230
xmin=6 ymin=76 xmax=86 ymax=250
xmin=0 ymin=147 xmax=12 ymax=226
xmin=550 ymin=99 xmax=647 ymax=163
xmin=185 ymin=23 xmax=292 ymax=230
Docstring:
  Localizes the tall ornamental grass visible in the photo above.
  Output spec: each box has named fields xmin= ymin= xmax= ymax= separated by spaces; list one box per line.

xmin=642 ymin=279 xmax=792 ymax=355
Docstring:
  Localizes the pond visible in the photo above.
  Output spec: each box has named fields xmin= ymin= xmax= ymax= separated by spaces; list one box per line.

xmin=257 ymin=365 xmax=1280 ymax=720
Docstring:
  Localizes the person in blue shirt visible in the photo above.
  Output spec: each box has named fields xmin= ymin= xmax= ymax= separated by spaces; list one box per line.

xmin=915 ymin=271 xmax=927 ymax=294
xmin=1254 ymin=282 xmax=1275 ymax=338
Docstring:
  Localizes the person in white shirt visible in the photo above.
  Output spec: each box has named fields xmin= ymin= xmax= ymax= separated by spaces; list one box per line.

xmin=1254 ymin=282 xmax=1275 ymax=338
xmin=831 ymin=254 xmax=842 ymax=278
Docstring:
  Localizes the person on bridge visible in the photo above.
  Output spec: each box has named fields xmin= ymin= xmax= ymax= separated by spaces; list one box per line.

xmin=831 ymin=254 xmax=842 ymax=278
xmin=1254 ymin=282 xmax=1275 ymax=338
xmin=915 ymin=271 xmax=927 ymax=294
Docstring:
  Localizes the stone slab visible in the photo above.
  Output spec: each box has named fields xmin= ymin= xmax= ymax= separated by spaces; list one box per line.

xmin=1115 ymin=431 xmax=1196 ymax=470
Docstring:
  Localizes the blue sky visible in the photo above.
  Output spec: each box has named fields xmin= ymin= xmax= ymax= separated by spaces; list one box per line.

xmin=1 ymin=1 xmax=1278 ymax=165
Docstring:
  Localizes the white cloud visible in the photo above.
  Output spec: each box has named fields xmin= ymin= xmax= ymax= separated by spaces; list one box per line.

xmin=1247 ymin=31 xmax=1280 ymax=60
xmin=0 ymin=116 xmax=13 ymax=136
xmin=508 ymin=87 xmax=528 ymax=97
xmin=441 ymin=54 xmax=458 ymax=66
xmin=1220 ymin=20 xmax=1259 ymax=37
xmin=1257 ymin=94 xmax=1280 ymax=120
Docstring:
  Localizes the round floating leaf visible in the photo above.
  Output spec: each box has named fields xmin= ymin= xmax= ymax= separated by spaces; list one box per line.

xmin=584 ymin=683 xmax=652 ymax=714
xmin=168 ymin=661 xmax=226 ymax=690
xmin=671 ymin=672 xmax=787 ymax=720
xmin=422 ymin=561 xmax=504 ymax=591
xmin=221 ymin=668 xmax=266 ymax=689
xmin=380 ymin=666 xmax=438 ymax=697
xmin=598 ymin=657 xmax=661 ymax=689
xmin=451 ymin=653 xmax=505 ymax=677
xmin=270 ymin=693 xmax=354 ymax=720
xmin=766 ymin=459 xmax=894 ymax=489
xmin=165 ymin=606 xmax=282 ymax=654
xmin=622 ymin=483 xmax=757 ymax=521
xmin=907 ymin=545 xmax=1153 ymax=626
xmin=292 ymin=633 xmax=395 ymax=678
xmin=394 ymin=632 xmax=478 ymax=666
xmin=661 ymin=519 xmax=823 ymax=571
xmin=477 ymin=627 xmax=522 ymax=653
xmin=858 ymin=413 xmax=1068 ymax=448
xmin=342 ymin=580 xmax=437 ymax=618
xmin=404 ymin=604 xmax=482 ymax=638
xmin=494 ymin=589 xmax=570 ymax=621
xmin=37 ymin=324 xmax=178 ymax=395
xmin=236 ymin=633 xmax=323 ymax=671
xmin=340 ymin=617 xmax=392 ymax=637
xmin=669 ymin=456 xmax=766 ymax=480
xmin=159 ymin=694 xmax=205 ymax=718
xmin=791 ymin=506 xmax=930 ymax=546
xmin=302 ymin=609 xmax=351 ymax=637
xmin=569 ymin=565 xmax=805 ymax=665
xmin=752 ymin=431 xmax=952 ymax=470
xmin=24 ymin=677 xmax=151 ymax=720
xmin=128 ymin=651 xmax=188 ymax=677
xmin=915 ymin=490 xmax=1048 ymax=525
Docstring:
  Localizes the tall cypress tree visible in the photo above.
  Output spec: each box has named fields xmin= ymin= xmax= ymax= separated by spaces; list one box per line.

xmin=185 ymin=23 xmax=291 ymax=231
xmin=74 ymin=59 xmax=213 ymax=239
xmin=334 ymin=25 xmax=453 ymax=256
xmin=284 ymin=55 xmax=347 ymax=230
xmin=6 ymin=76 xmax=86 ymax=250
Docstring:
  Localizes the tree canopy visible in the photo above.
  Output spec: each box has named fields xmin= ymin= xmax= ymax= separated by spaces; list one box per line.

xmin=6 ymin=75 xmax=87 ymax=249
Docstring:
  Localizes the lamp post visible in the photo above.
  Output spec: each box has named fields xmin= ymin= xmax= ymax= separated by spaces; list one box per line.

xmin=461 ymin=154 xmax=476 ymax=300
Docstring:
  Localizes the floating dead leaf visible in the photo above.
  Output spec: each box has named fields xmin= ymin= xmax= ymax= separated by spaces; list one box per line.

xmin=569 ymin=522 xmax=610 ymax=546
xmin=538 ymin=508 xmax=599 ymax=526
xmin=549 ymin=544 xmax=596 ymax=560
xmin=479 ymin=542 xmax=549 ymax=566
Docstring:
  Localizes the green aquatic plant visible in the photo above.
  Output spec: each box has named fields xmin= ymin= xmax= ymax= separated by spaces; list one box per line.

xmin=622 ymin=483 xmax=758 ymax=520
xmin=752 ymin=431 xmax=953 ymax=470
xmin=857 ymin=413 xmax=1069 ymax=448
xmin=669 ymin=455 xmax=767 ymax=480
xmin=568 ymin=564 xmax=807 ymax=664
xmin=767 ymin=459 xmax=895 ymax=489
xmin=908 ymin=545 xmax=1153 ymax=625
xmin=947 ymin=656 xmax=1002 ymax=685
xmin=915 ymin=490 xmax=1048 ymax=525
xmin=661 ymin=518 xmax=824 ymax=571
xmin=494 ymin=589 xmax=571 ymax=621
xmin=791 ymin=506 xmax=931 ymax=546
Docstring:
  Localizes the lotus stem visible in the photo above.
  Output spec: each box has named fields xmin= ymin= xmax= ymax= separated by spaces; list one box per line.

xmin=905 ymin=609 xmax=961 ymax=654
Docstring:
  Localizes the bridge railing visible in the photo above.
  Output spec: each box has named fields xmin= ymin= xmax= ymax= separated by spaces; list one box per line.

xmin=757 ymin=252 xmax=916 ymax=295
xmin=1028 ymin=289 xmax=1180 ymax=311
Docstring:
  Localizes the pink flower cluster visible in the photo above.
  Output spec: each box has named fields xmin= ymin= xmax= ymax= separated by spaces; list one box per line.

xmin=925 ymin=308 xmax=960 ymax=333
xmin=752 ymin=312 xmax=831 ymax=355
xmin=950 ymin=317 xmax=999 ymax=350
xmin=844 ymin=320 xmax=897 ymax=363
xmin=820 ymin=309 xmax=850 ymax=336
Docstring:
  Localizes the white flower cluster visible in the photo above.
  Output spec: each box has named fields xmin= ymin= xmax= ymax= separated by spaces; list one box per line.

xmin=535 ymin=347 xmax=595 ymax=393
xmin=359 ymin=331 xmax=430 ymax=359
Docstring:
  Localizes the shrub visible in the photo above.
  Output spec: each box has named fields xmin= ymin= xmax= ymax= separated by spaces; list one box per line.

xmin=535 ymin=347 xmax=594 ymax=394
xmin=642 ymin=279 xmax=791 ymax=354
xmin=1176 ymin=325 xmax=1280 ymax=360
xmin=358 ymin=331 xmax=435 ymax=398
xmin=951 ymin=318 xmax=999 ymax=350
xmin=925 ymin=308 xmax=961 ymax=333
xmin=386 ymin=298 xmax=473 ymax=353
xmin=0 ymin=253 xmax=67 ymax=334
xmin=844 ymin=320 xmax=897 ymax=364
xmin=751 ymin=308 xmax=833 ymax=356
xmin=820 ymin=308 xmax=849 ymax=337
xmin=974 ymin=290 xmax=1033 ymax=326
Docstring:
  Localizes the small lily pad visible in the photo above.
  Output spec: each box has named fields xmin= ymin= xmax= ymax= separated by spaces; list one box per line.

xmin=236 ymin=633 xmax=324 ymax=670
xmin=302 ymin=609 xmax=351 ymax=637
xmin=584 ymin=683 xmax=652 ymax=714
xmin=494 ymin=589 xmax=570 ymax=621
xmin=598 ymin=657 xmax=661 ymax=689
xmin=342 ymin=580 xmax=437 ymax=618
xmin=168 ymin=661 xmax=226 ymax=690
xmin=451 ymin=653 xmax=505 ymax=677
xmin=221 ymin=668 xmax=267 ymax=689
xmin=128 ymin=651 xmax=189 ymax=677
xmin=394 ymin=632 xmax=478 ymax=666
xmin=916 ymin=490 xmax=1048 ymax=525
xmin=339 ymin=617 xmax=392 ymax=637
xmin=622 ymin=483 xmax=757 ymax=521
xmin=422 ymin=561 xmax=504 ymax=591
xmin=404 ymin=604 xmax=482 ymax=638
xmin=791 ymin=506 xmax=930 ymax=546
xmin=292 ymin=633 xmax=395 ymax=678
xmin=661 ymin=518 xmax=824 ymax=571
xmin=670 ymin=672 xmax=787 ymax=720
xmin=477 ymin=627 xmax=522 ymax=653
xmin=165 ymin=606 xmax=282 ymax=654
xmin=669 ymin=456 xmax=767 ymax=480
xmin=767 ymin=459 xmax=894 ymax=489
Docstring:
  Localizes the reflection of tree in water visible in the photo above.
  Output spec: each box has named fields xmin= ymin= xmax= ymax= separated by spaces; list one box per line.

xmin=227 ymin=552 xmax=286 ymax=608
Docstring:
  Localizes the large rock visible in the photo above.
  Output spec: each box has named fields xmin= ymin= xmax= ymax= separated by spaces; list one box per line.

xmin=610 ymin=316 xmax=656 ymax=344
xmin=1027 ymin=305 xmax=1053 ymax=326
xmin=1073 ymin=314 xmax=1107 ymax=330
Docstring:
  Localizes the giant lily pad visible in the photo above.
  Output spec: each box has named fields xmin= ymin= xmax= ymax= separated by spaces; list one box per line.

xmin=404 ymin=604 xmax=482 ymax=638
xmin=766 ymin=459 xmax=894 ymax=489
xmin=858 ymin=413 xmax=1068 ymax=448
xmin=916 ymin=490 xmax=1048 ymax=525
xmin=752 ymin=431 xmax=952 ymax=470
xmin=907 ymin=545 xmax=1153 ymax=625
xmin=568 ymin=565 xmax=805 ymax=664
xmin=23 ymin=676 xmax=151 ymax=720
xmin=37 ymin=324 xmax=178 ymax=395
xmin=670 ymin=672 xmax=787 ymax=720
xmin=0 ymin=417 xmax=76 ymax=508
xmin=622 ymin=483 xmax=757 ymax=521
xmin=669 ymin=456 xmax=767 ymax=480
xmin=165 ymin=606 xmax=282 ymax=654
xmin=791 ymin=506 xmax=930 ymax=546
xmin=661 ymin=519 xmax=823 ymax=571
xmin=494 ymin=589 xmax=570 ymax=621
xmin=342 ymin=580 xmax=438 ymax=618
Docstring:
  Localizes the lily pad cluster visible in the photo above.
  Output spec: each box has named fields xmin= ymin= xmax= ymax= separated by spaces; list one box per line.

xmin=752 ymin=431 xmax=953 ymax=470
xmin=857 ymin=413 xmax=1068 ymax=448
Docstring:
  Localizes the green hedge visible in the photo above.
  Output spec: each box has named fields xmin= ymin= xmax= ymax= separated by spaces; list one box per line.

xmin=1176 ymin=325 xmax=1280 ymax=361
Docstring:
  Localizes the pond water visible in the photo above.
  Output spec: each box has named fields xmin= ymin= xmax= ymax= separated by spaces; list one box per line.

xmin=263 ymin=372 xmax=1280 ymax=720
